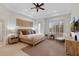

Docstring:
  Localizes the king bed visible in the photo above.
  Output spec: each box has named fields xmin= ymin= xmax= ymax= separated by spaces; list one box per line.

xmin=18 ymin=29 xmax=45 ymax=46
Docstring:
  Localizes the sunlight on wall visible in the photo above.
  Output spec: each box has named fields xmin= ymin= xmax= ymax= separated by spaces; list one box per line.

xmin=38 ymin=23 xmax=41 ymax=33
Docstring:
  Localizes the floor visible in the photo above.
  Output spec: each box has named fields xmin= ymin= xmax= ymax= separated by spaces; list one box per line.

xmin=0 ymin=42 xmax=3 ymax=47
xmin=0 ymin=39 xmax=65 ymax=56
xmin=22 ymin=39 xmax=65 ymax=56
xmin=0 ymin=42 xmax=29 ymax=56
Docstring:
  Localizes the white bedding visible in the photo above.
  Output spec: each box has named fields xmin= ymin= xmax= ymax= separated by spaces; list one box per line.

xmin=20 ymin=33 xmax=44 ymax=40
xmin=19 ymin=33 xmax=45 ymax=46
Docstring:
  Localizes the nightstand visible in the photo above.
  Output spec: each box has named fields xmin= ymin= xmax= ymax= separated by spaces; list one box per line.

xmin=8 ymin=36 xmax=19 ymax=44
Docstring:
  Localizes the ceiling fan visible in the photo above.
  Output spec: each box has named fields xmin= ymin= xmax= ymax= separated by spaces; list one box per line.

xmin=31 ymin=3 xmax=45 ymax=12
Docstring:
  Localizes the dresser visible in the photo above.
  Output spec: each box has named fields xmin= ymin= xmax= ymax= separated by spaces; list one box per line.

xmin=65 ymin=39 xmax=79 ymax=56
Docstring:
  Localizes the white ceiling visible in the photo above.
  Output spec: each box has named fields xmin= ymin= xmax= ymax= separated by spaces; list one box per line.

xmin=2 ymin=3 xmax=72 ymax=19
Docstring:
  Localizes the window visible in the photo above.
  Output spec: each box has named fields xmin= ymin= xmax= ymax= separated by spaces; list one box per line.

xmin=49 ymin=19 xmax=64 ymax=37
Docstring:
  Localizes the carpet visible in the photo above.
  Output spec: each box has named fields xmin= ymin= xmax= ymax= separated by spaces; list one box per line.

xmin=22 ymin=39 xmax=65 ymax=56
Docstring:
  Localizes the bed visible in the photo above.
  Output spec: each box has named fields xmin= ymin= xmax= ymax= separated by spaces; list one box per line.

xmin=18 ymin=29 xmax=45 ymax=46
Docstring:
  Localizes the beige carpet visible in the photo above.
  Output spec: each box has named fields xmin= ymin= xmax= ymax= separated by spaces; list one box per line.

xmin=22 ymin=39 xmax=65 ymax=56
xmin=0 ymin=42 xmax=29 ymax=56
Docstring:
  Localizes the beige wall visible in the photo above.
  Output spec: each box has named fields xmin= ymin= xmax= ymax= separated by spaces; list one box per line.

xmin=16 ymin=18 xmax=33 ymax=27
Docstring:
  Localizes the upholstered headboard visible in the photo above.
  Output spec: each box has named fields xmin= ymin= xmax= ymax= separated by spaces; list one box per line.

xmin=17 ymin=29 xmax=36 ymax=35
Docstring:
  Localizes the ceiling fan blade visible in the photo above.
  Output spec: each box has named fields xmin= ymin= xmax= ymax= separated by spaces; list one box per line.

xmin=37 ymin=8 xmax=39 ymax=12
xmin=31 ymin=7 xmax=36 ymax=9
xmin=33 ymin=3 xmax=37 ymax=6
xmin=39 ymin=3 xmax=44 ymax=6
xmin=37 ymin=3 xmax=39 ymax=6
xmin=40 ymin=8 xmax=45 ymax=10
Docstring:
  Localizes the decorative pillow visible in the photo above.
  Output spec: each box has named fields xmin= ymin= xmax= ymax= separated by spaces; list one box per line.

xmin=21 ymin=30 xmax=27 ymax=35
xmin=31 ymin=30 xmax=36 ymax=34
xmin=33 ymin=30 xmax=36 ymax=34
xmin=21 ymin=30 xmax=29 ymax=35
xmin=18 ymin=29 xmax=36 ymax=35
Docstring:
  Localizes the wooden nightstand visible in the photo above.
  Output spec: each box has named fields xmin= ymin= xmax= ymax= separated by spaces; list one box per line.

xmin=8 ymin=36 xmax=19 ymax=44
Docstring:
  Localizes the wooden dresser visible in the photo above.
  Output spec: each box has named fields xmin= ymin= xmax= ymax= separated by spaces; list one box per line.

xmin=65 ymin=40 xmax=79 ymax=56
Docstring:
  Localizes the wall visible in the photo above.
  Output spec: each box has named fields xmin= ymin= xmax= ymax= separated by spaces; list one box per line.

xmin=71 ymin=4 xmax=79 ymax=17
xmin=33 ymin=19 xmax=42 ymax=33
xmin=43 ymin=18 xmax=49 ymax=34
xmin=0 ymin=5 xmax=16 ymax=45
xmin=33 ymin=19 xmax=46 ymax=34
xmin=16 ymin=18 xmax=33 ymax=27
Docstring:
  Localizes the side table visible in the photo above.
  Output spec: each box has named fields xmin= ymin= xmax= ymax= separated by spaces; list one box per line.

xmin=8 ymin=36 xmax=19 ymax=44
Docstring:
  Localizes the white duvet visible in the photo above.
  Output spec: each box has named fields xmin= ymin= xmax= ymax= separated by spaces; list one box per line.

xmin=19 ymin=33 xmax=44 ymax=41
